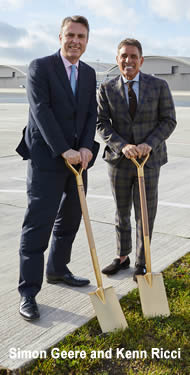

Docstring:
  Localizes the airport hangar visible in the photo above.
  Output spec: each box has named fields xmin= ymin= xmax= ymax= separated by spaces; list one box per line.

xmin=96 ymin=56 xmax=190 ymax=90
xmin=0 ymin=64 xmax=26 ymax=88
xmin=0 ymin=56 xmax=190 ymax=90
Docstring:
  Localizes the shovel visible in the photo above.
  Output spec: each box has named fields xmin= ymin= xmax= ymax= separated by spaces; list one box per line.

xmin=131 ymin=155 xmax=170 ymax=318
xmin=65 ymin=160 xmax=128 ymax=333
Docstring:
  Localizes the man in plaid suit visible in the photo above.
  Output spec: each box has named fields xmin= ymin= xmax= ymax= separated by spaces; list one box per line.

xmin=97 ymin=38 xmax=176 ymax=281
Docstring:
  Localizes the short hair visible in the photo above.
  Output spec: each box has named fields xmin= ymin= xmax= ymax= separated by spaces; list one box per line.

xmin=117 ymin=38 xmax=143 ymax=57
xmin=60 ymin=16 xmax=89 ymax=37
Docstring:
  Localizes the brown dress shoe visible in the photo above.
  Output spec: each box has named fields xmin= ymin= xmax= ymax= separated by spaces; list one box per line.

xmin=102 ymin=257 xmax=130 ymax=275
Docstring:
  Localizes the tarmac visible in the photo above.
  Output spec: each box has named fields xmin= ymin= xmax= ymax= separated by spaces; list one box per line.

xmin=0 ymin=89 xmax=189 ymax=371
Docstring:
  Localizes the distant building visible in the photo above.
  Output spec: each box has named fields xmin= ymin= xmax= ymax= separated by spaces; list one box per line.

xmin=97 ymin=56 xmax=190 ymax=91
xmin=86 ymin=61 xmax=116 ymax=88
xmin=1 ymin=57 xmax=190 ymax=90
xmin=87 ymin=61 xmax=116 ymax=73
xmin=142 ymin=56 xmax=190 ymax=90
xmin=0 ymin=65 xmax=26 ymax=88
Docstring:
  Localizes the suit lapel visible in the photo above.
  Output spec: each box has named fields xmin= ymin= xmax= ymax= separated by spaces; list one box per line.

xmin=114 ymin=73 xmax=150 ymax=122
xmin=136 ymin=72 xmax=149 ymax=117
xmin=52 ymin=50 xmax=76 ymax=107
xmin=115 ymin=76 xmax=127 ymax=104
xmin=115 ymin=76 xmax=131 ymax=120
xmin=76 ymin=61 xmax=87 ymax=109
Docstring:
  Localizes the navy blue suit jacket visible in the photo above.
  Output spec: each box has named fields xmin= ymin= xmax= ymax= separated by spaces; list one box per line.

xmin=16 ymin=50 xmax=98 ymax=171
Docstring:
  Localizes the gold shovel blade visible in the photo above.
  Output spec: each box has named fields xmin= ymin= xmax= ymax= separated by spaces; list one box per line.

xmin=89 ymin=286 xmax=128 ymax=333
xmin=137 ymin=273 xmax=170 ymax=318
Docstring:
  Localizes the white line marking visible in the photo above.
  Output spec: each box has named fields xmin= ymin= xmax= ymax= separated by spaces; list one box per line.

xmin=88 ymin=194 xmax=113 ymax=200
xmin=158 ymin=201 xmax=190 ymax=209
xmin=0 ymin=129 xmax=21 ymax=132
xmin=0 ymin=191 xmax=190 ymax=209
xmin=0 ymin=157 xmax=22 ymax=163
xmin=167 ymin=142 xmax=190 ymax=146
xmin=0 ymin=189 xmax=25 ymax=193
xmin=11 ymin=177 xmax=26 ymax=181
xmin=87 ymin=195 xmax=190 ymax=208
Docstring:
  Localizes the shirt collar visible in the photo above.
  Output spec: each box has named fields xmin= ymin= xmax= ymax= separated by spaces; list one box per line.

xmin=60 ymin=50 xmax=79 ymax=69
xmin=122 ymin=72 xmax=140 ymax=84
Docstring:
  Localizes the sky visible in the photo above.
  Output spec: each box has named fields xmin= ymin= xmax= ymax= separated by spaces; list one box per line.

xmin=1 ymin=0 xmax=190 ymax=65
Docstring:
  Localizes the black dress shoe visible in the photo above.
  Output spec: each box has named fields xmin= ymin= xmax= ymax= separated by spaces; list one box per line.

xmin=133 ymin=265 xmax=147 ymax=282
xmin=46 ymin=273 xmax=90 ymax=287
xmin=102 ymin=257 xmax=130 ymax=275
xmin=19 ymin=296 xmax=40 ymax=321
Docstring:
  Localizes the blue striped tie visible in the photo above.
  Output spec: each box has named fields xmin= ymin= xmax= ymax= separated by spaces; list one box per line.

xmin=70 ymin=64 xmax=76 ymax=95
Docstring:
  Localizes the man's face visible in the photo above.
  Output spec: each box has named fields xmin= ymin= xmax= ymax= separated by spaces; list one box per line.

xmin=116 ymin=45 xmax=144 ymax=80
xmin=59 ymin=21 xmax=88 ymax=63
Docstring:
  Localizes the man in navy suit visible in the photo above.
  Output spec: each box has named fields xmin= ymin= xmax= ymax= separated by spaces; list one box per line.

xmin=16 ymin=16 xmax=98 ymax=320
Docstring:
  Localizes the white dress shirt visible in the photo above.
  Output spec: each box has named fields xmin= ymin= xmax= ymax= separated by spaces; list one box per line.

xmin=60 ymin=51 xmax=79 ymax=80
xmin=122 ymin=72 xmax=140 ymax=104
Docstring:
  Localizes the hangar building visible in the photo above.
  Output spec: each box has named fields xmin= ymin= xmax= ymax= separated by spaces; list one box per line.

xmin=97 ymin=56 xmax=190 ymax=90
xmin=0 ymin=57 xmax=190 ymax=90
xmin=0 ymin=65 xmax=26 ymax=88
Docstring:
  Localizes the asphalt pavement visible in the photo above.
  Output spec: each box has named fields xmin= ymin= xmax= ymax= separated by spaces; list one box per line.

xmin=0 ymin=89 xmax=189 ymax=371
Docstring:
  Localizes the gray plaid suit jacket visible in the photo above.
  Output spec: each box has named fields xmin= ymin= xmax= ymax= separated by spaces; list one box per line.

xmin=97 ymin=72 xmax=176 ymax=168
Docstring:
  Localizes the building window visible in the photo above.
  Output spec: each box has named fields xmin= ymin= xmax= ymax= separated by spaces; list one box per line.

xmin=12 ymin=71 xmax=15 ymax=77
xmin=172 ymin=66 xmax=179 ymax=74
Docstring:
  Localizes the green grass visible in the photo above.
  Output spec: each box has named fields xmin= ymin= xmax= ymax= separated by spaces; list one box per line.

xmin=2 ymin=253 xmax=190 ymax=375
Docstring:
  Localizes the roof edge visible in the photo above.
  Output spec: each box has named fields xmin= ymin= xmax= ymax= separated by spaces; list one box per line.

xmin=0 ymin=64 xmax=27 ymax=76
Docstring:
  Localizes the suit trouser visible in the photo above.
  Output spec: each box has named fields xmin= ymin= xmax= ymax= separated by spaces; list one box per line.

xmin=18 ymin=160 xmax=87 ymax=297
xmin=108 ymin=158 xmax=160 ymax=265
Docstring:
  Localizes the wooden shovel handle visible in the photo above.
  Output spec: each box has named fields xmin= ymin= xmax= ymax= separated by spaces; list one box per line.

xmin=65 ymin=160 xmax=103 ymax=289
xmin=131 ymin=155 xmax=151 ymax=273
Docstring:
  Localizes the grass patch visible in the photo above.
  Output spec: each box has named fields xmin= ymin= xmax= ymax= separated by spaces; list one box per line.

xmin=3 ymin=253 xmax=190 ymax=375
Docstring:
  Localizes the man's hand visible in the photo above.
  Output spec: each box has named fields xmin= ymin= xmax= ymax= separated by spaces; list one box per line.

xmin=61 ymin=149 xmax=81 ymax=165
xmin=122 ymin=144 xmax=139 ymax=159
xmin=136 ymin=143 xmax=152 ymax=158
xmin=79 ymin=147 xmax=93 ymax=169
